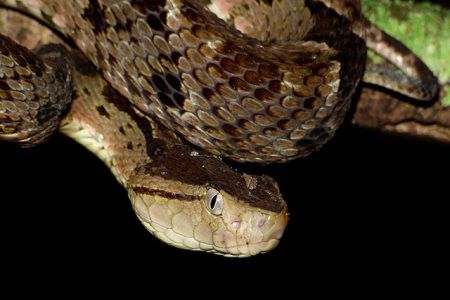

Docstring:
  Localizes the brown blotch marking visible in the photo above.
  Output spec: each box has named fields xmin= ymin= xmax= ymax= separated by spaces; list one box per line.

xmin=173 ymin=92 xmax=185 ymax=107
xmin=151 ymin=73 xmax=170 ymax=93
xmin=127 ymin=141 xmax=134 ymax=150
xmin=82 ymin=0 xmax=107 ymax=34
xmin=146 ymin=13 xmax=165 ymax=32
xmin=1 ymin=35 xmax=43 ymax=77
xmin=131 ymin=0 xmax=166 ymax=14
xmin=165 ymin=73 xmax=182 ymax=92
xmin=157 ymin=92 xmax=175 ymax=107
xmin=119 ymin=126 xmax=125 ymax=135
xmin=101 ymin=85 xmax=155 ymax=156
xmin=170 ymin=52 xmax=183 ymax=64
xmin=71 ymin=51 xmax=99 ymax=76
xmin=96 ymin=105 xmax=110 ymax=118
xmin=0 ymin=80 xmax=10 ymax=91
xmin=303 ymin=0 xmax=366 ymax=100
xmin=83 ymin=88 xmax=92 ymax=96
xmin=135 ymin=143 xmax=285 ymax=212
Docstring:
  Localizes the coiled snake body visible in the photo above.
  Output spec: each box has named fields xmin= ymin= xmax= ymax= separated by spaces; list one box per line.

xmin=0 ymin=0 xmax=439 ymax=256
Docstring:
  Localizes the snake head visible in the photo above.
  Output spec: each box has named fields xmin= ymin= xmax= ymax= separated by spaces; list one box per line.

xmin=127 ymin=141 xmax=288 ymax=257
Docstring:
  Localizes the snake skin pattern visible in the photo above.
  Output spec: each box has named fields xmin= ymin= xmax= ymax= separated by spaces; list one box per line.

xmin=0 ymin=0 xmax=369 ymax=163
xmin=0 ymin=9 xmax=288 ymax=256
xmin=0 ymin=0 xmax=438 ymax=163
xmin=0 ymin=34 xmax=72 ymax=145
xmin=0 ymin=1 xmax=440 ymax=255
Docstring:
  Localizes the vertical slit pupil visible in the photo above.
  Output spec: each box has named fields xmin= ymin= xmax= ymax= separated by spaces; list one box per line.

xmin=210 ymin=194 xmax=218 ymax=209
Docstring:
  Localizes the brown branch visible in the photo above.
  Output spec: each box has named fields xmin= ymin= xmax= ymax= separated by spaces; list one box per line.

xmin=352 ymin=0 xmax=450 ymax=144
xmin=353 ymin=85 xmax=450 ymax=143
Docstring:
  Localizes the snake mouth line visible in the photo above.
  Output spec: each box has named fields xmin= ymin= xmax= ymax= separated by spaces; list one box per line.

xmin=132 ymin=187 xmax=201 ymax=201
xmin=205 ymin=239 xmax=282 ymax=258
xmin=140 ymin=216 xmax=283 ymax=257
xmin=134 ymin=197 xmax=284 ymax=257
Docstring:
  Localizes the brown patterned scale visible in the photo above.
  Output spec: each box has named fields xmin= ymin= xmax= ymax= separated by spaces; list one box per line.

xmin=0 ymin=0 xmax=440 ymax=256
xmin=0 ymin=36 xmax=72 ymax=145
xmin=0 ymin=0 xmax=438 ymax=163
xmin=0 ymin=9 xmax=289 ymax=256
xmin=0 ymin=0 xmax=368 ymax=162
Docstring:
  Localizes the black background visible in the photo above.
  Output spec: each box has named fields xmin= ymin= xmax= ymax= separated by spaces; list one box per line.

xmin=0 ymin=0 xmax=448 ymax=288
xmin=1 ymin=109 xmax=448 ymax=280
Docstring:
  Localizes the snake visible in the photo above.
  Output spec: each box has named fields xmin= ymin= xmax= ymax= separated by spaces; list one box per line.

xmin=0 ymin=0 xmax=439 ymax=256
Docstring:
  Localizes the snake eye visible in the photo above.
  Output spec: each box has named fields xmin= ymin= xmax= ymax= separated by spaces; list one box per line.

xmin=205 ymin=188 xmax=223 ymax=216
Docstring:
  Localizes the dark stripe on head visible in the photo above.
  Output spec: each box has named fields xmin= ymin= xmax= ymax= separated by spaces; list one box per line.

xmin=132 ymin=186 xmax=200 ymax=201
xmin=134 ymin=143 xmax=285 ymax=212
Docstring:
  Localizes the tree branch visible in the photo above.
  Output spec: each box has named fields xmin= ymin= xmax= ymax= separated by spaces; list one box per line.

xmin=355 ymin=0 xmax=450 ymax=143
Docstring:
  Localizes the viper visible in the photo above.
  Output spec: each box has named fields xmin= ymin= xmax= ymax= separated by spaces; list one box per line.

xmin=0 ymin=0 xmax=439 ymax=256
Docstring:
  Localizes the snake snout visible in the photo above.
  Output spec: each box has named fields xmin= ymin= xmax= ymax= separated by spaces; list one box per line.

xmin=210 ymin=207 xmax=288 ymax=257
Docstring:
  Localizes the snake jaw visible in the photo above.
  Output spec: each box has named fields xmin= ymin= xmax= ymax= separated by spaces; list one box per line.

xmin=212 ymin=190 xmax=288 ymax=256
xmin=128 ymin=183 xmax=287 ymax=257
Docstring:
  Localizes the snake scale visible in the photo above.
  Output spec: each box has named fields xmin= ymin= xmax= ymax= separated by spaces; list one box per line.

xmin=0 ymin=0 xmax=439 ymax=256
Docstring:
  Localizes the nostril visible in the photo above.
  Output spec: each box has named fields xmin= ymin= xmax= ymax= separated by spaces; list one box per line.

xmin=258 ymin=219 xmax=265 ymax=227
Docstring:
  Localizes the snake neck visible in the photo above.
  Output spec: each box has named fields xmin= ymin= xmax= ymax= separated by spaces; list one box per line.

xmin=59 ymin=51 xmax=177 ymax=187
xmin=56 ymin=51 xmax=288 ymax=257
xmin=60 ymin=50 xmax=287 ymax=213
